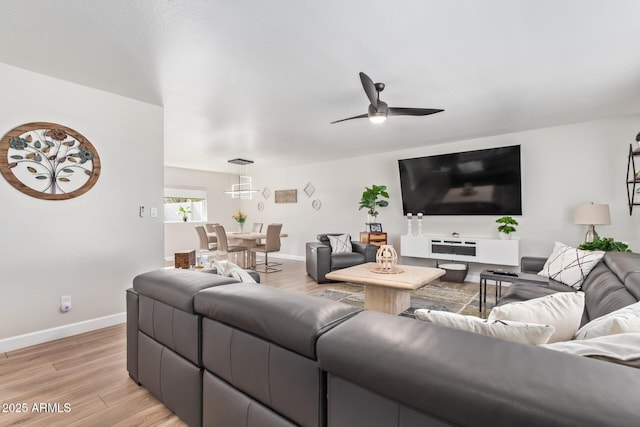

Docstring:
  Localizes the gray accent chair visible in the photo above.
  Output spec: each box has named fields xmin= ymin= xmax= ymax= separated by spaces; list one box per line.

xmin=305 ymin=233 xmax=377 ymax=283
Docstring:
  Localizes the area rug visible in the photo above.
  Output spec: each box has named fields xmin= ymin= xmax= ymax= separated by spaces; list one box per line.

xmin=318 ymin=279 xmax=493 ymax=318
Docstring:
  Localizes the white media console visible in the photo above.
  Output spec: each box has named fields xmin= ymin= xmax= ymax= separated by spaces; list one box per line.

xmin=400 ymin=234 xmax=519 ymax=266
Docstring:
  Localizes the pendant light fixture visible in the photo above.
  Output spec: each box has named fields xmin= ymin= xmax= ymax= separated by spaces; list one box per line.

xmin=224 ymin=158 xmax=259 ymax=199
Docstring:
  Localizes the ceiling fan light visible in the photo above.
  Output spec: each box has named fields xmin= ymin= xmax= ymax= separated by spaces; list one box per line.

xmin=369 ymin=113 xmax=387 ymax=124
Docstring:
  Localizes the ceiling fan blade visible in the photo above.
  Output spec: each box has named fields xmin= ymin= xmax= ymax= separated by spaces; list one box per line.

xmin=388 ymin=107 xmax=444 ymax=117
xmin=359 ymin=72 xmax=378 ymax=109
xmin=330 ymin=113 xmax=368 ymax=124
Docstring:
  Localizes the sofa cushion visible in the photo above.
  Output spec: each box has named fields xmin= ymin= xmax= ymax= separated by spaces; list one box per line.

xmin=331 ymin=252 xmax=365 ymax=270
xmin=580 ymin=259 xmax=639 ymax=322
xmin=604 ymin=252 xmax=640 ymax=299
xmin=538 ymin=242 xmax=604 ymax=289
xmin=328 ymin=234 xmax=352 ymax=253
xmin=133 ymin=269 xmax=239 ymax=313
xmin=575 ymin=301 xmax=640 ymax=340
xmin=489 ymin=291 xmax=585 ymax=342
xmin=414 ymin=309 xmax=555 ymax=345
xmin=194 ymin=283 xmax=360 ymax=359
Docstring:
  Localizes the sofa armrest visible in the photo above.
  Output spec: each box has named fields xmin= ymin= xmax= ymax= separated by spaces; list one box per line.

xmin=521 ymin=256 xmax=547 ymax=274
xmin=306 ymin=242 xmax=332 ymax=283
xmin=352 ymin=241 xmax=377 ymax=262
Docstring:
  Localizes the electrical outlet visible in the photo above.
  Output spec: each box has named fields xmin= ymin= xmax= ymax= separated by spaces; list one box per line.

xmin=139 ymin=206 xmax=145 ymax=217
xmin=61 ymin=295 xmax=71 ymax=313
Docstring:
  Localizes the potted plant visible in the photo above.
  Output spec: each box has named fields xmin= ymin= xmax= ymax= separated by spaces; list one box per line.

xmin=496 ymin=216 xmax=518 ymax=239
xmin=359 ymin=184 xmax=389 ymax=222
xmin=178 ymin=206 xmax=191 ymax=222
xmin=232 ymin=209 xmax=248 ymax=232
xmin=578 ymin=236 xmax=632 ymax=252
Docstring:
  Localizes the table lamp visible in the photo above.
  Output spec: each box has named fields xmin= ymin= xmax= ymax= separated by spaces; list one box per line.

xmin=574 ymin=203 xmax=611 ymax=242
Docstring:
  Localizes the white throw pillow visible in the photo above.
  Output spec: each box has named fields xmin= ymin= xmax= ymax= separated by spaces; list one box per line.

xmin=538 ymin=241 xmax=604 ymax=289
xmin=328 ymin=234 xmax=352 ymax=254
xmin=541 ymin=333 xmax=640 ymax=368
xmin=414 ymin=309 xmax=555 ymax=345
xmin=488 ymin=291 xmax=585 ymax=343
xmin=213 ymin=260 xmax=257 ymax=283
xmin=574 ymin=301 xmax=640 ymax=340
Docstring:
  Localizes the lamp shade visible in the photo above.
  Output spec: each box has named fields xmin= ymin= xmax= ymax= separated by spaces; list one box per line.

xmin=574 ymin=203 xmax=611 ymax=225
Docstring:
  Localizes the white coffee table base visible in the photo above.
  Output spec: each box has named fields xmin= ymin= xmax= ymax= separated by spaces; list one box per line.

xmin=364 ymin=285 xmax=411 ymax=315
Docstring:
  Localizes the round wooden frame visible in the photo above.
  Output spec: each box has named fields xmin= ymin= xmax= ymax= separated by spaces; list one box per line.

xmin=0 ymin=122 xmax=101 ymax=200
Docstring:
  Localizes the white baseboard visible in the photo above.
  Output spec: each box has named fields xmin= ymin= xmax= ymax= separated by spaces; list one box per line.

xmin=268 ymin=253 xmax=305 ymax=261
xmin=0 ymin=312 xmax=126 ymax=353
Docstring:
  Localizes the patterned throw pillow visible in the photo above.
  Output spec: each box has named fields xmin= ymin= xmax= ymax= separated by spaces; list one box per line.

xmin=538 ymin=241 xmax=604 ymax=289
xmin=328 ymin=234 xmax=352 ymax=254
xmin=414 ymin=309 xmax=555 ymax=345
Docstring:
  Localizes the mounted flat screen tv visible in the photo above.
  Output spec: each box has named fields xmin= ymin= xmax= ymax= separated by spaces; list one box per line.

xmin=398 ymin=145 xmax=522 ymax=215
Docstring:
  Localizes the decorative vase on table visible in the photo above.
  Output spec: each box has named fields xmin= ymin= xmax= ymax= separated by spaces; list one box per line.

xmin=238 ymin=221 xmax=245 ymax=233
xmin=376 ymin=245 xmax=398 ymax=271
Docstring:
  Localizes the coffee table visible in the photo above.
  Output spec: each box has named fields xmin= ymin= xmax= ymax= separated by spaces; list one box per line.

xmin=325 ymin=262 xmax=445 ymax=315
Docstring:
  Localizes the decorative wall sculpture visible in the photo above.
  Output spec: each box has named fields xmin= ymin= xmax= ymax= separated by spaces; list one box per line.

xmin=0 ymin=122 xmax=100 ymax=200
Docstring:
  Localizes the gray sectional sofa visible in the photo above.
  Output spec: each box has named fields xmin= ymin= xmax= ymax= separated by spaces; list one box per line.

xmin=127 ymin=254 xmax=640 ymax=426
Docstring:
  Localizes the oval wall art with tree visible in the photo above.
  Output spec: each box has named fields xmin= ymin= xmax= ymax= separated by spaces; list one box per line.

xmin=0 ymin=122 xmax=101 ymax=200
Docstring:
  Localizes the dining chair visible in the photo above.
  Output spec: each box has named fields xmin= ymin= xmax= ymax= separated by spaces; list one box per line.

xmin=195 ymin=226 xmax=217 ymax=251
xmin=251 ymin=224 xmax=283 ymax=273
xmin=205 ymin=223 xmax=219 ymax=233
xmin=213 ymin=225 xmax=248 ymax=268
xmin=251 ymin=222 xmax=263 ymax=233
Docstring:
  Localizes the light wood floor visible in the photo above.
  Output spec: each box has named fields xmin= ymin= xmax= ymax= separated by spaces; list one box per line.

xmin=0 ymin=259 xmax=335 ymax=426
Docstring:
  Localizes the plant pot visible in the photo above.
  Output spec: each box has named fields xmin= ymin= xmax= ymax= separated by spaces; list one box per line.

xmin=238 ymin=222 xmax=245 ymax=233
xmin=182 ymin=217 xmax=188 ymax=222
xmin=499 ymin=232 xmax=511 ymax=240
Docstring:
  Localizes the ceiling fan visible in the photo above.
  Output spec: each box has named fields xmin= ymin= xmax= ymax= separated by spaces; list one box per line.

xmin=331 ymin=72 xmax=444 ymax=124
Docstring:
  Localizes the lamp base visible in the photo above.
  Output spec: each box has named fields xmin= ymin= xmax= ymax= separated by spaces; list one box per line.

xmin=584 ymin=225 xmax=599 ymax=243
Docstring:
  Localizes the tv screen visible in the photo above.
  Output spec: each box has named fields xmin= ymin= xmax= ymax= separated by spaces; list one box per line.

xmin=398 ymin=145 xmax=522 ymax=215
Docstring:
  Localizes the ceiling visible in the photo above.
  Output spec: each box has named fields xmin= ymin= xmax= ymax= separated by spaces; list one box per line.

xmin=1 ymin=1 xmax=639 ymax=173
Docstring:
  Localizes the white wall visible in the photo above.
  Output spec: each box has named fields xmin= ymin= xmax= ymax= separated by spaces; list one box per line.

xmin=0 ymin=63 xmax=163 ymax=347
xmin=245 ymin=115 xmax=640 ymax=262
xmin=164 ymin=167 xmax=241 ymax=258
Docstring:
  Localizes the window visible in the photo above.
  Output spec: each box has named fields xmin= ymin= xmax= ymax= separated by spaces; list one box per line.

xmin=164 ymin=188 xmax=207 ymax=222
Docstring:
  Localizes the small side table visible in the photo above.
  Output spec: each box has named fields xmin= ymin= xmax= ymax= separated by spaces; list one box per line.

xmin=360 ymin=232 xmax=387 ymax=247
xmin=479 ymin=270 xmax=549 ymax=316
